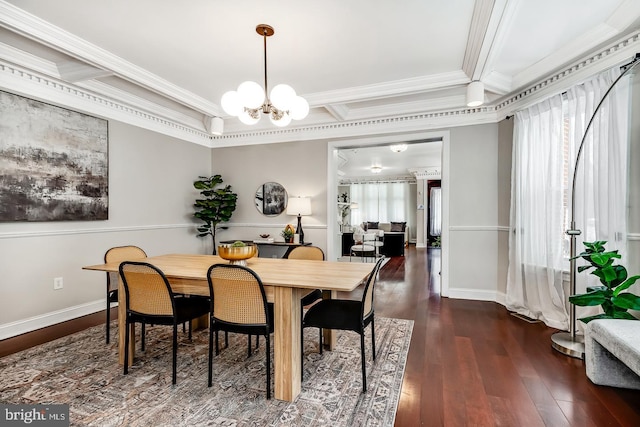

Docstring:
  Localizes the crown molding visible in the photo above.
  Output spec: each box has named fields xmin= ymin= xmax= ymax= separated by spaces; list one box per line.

xmin=408 ymin=167 xmax=442 ymax=180
xmin=339 ymin=176 xmax=416 ymax=184
xmin=2 ymin=14 xmax=637 ymax=149
xmin=0 ymin=60 xmax=214 ymax=147
xmin=494 ymin=29 xmax=640 ymax=117
xmin=0 ymin=41 xmax=58 ymax=76
xmin=56 ymin=59 xmax=112 ymax=82
xmin=304 ymin=70 xmax=470 ymax=106
xmin=77 ymin=80 xmax=207 ymax=131
xmin=0 ymin=0 xmax=221 ymax=117
xmin=462 ymin=0 xmax=497 ymax=79
xmin=324 ymin=103 xmax=350 ymax=121
xmin=212 ymin=107 xmax=498 ymax=147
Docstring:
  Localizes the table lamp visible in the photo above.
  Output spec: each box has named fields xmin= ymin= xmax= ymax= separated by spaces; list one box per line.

xmin=286 ymin=196 xmax=312 ymax=244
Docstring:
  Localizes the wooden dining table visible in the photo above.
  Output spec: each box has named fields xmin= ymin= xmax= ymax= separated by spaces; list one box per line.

xmin=83 ymin=253 xmax=374 ymax=401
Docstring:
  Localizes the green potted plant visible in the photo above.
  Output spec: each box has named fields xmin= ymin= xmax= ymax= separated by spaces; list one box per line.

xmin=569 ymin=240 xmax=640 ymax=323
xmin=193 ymin=175 xmax=238 ymax=255
xmin=281 ymin=224 xmax=295 ymax=243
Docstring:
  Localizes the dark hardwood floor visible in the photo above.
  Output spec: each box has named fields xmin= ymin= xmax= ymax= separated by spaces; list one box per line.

xmin=2 ymin=247 xmax=640 ymax=426
xmin=380 ymin=247 xmax=640 ymax=427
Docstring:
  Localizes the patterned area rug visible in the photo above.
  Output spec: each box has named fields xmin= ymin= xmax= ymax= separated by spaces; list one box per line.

xmin=0 ymin=316 xmax=412 ymax=426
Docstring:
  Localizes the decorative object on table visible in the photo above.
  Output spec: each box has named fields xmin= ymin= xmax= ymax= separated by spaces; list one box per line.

xmin=0 ymin=90 xmax=108 ymax=221
xmin=552 ymin=54 xmax=640 ymax=359
xmin=568 ymin=241 xmax=640 ymax=323
xmin=254 ymin=234 xmax=274 ymax=243
xmin=193 ymin=175 xmax=238 ymax=255
xmin=220 ymin=24 xmax=309 ymax=127
xmin=217 ymin=241 xmax=257 ymax=266
xmin=255 ymin=182 xmax=287 ymax=216
xmin=281 ymin=224 xmax=295 ymax=243
xmin=287 ymin=196 xmax=312 ymax=244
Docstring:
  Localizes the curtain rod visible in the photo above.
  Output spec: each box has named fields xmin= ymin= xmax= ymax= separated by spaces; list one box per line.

xmin=505 ymin=53 xmax=640 ymax=122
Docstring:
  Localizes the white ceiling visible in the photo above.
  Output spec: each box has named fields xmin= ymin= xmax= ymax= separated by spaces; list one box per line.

xmin=2 ymin=0 xmax=640 ymax=176
xmin=338 ymin=141 xmax=443 ymax=180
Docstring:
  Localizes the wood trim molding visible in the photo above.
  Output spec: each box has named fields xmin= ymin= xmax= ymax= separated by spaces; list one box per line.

xmin=0 ymin=223 xmax=193 ymax=239
xmin=449 ymin=226 xmax=510 ymax=232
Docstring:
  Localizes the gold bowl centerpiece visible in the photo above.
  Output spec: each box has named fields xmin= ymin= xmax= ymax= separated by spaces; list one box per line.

xmin=217 ymin=241 xmax=257 ymax=266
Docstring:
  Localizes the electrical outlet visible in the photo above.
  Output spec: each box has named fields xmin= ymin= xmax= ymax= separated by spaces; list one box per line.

xmin=53 ymin=277 xmax=63 ymax=290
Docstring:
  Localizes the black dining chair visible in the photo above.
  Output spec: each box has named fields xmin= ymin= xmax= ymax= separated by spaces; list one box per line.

xmin=302 ymin=256 xmax=385 ymax=392
xmin=207 ymin=263 xmax=274 ymax=399
xmin=119 ymin=261 xmax=210 ymax=385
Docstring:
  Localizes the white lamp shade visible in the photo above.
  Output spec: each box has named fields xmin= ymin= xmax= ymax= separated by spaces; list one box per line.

xmin=289 ymin=96 xmax=309 ymax=120
xmin=389 ymin=143 xmax=407 ymax=153
xmin=286 ymin=196 xmax=312 ymax=216
xmin=466 ymin=81 xmax=484 ymax=107
xmin=238 ymin=109 xmax=260 ymax=125
xmin=270 ymin=84 xmax=296 ymax=110
xmin=270 ymin=111 xmax=292 ymax=127
xmin=221 ymin=91 xmax=243 ymax=116
xmin=237 ymin=81 xmax=265 ymax=108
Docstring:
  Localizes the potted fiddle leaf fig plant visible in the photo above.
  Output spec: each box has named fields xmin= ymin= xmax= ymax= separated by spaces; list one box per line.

xmin=569 ymin=240 xmax=640 ymax=323
xmin=193 ymin=175 xmax=238 ymax=255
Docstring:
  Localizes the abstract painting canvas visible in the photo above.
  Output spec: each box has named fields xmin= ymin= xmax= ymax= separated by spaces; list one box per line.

xmin=0 ymin=91 xmax=108 ymax=221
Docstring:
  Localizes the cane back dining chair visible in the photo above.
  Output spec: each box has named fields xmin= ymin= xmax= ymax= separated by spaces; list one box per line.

xmin=104 ymin=245 xmax=147 ymax=344
xmin=207 ymin=264 xmax=274 ymax=399
xmin=286 ymin=245 xmax=325 ymax=307
xmin=119 ymin=261 xmax=210 ymax=385
xmin=302 ymin=256 xmax=386 ymax=392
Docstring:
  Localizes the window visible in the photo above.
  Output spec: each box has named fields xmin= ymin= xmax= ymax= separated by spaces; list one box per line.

xmin=350 ymin=182 xmax=411 ymax=226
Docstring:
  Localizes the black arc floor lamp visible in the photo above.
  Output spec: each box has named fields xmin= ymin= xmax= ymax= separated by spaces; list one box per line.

xmin=551 ymin=53 xmax=640 ymax=359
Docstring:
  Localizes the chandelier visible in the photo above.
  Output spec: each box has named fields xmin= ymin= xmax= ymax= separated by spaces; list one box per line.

xmin=389 ymin=144 xmax=407 ymax=153
xmin=221 ymin=24 xmax=309 ymax=127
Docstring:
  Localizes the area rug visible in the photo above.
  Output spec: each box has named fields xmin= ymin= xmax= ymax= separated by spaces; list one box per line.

xmin=0 ymin=316 xmax=412 ymax=426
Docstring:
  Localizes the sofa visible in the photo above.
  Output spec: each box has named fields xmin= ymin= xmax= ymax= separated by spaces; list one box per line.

xmin=584 ymin=319 xmax=640 ymax=390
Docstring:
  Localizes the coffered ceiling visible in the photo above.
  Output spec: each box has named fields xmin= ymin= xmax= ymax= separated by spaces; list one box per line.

xmin=1 ymin=0 xmax=640 ymax=153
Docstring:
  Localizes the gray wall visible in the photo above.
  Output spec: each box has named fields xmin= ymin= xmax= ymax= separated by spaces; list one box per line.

xmin=0 ymin=121 xmax=211 ymax=338
xmin=497 ymin=118 xmax=514 ymax=297
xmin=628 ymin=74 xmax=640 ymax=279
xmin=211 ymin=140 xmax=329 ymax=255
xmin=447 ymin=123 xmax=509 ymax=300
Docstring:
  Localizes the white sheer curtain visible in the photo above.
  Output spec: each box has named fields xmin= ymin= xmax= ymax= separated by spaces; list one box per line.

xmin=507 ymin=94 xmax=568 ymax=329
xmin=350 ymin=182 xmax=412 ymax=228
xmin=506 ymin=67 xmax=631 ymax=330
xmin=568 ymin=68 xmax=630 ymax=322
xmin=429 ymin=187 xmax=441 ymax=236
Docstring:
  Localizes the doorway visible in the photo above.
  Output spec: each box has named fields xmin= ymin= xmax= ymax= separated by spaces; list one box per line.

xmin=326 ymin=130 xmax=451 ymax=297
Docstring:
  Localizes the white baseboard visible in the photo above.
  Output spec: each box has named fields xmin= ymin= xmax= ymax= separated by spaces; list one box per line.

xmin=446 ymin=287 xmax=507 ymax=305
xmin=0 ymin=299 xmax=107 ymax=340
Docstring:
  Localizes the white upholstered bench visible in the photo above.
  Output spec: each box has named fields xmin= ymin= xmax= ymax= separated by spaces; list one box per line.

xmin=585 ymin=319 xmax=640 ymax=390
